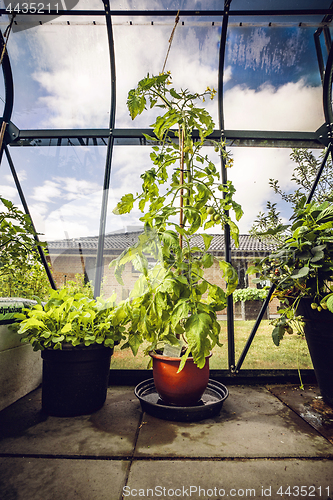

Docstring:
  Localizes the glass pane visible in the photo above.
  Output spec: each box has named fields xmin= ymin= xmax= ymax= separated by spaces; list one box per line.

xmin=114 ymin=1 xmax=225 ymax=11
xmin=114 ymin=21 xmax=220 ymax=128
xmin=232 ymin=0 xmax=332 ymax=8
xmin=5 ymin=22 xmax=111 ymax=129
xmin=3 ymin=145 xmax=107 ymax=293
xmin=108 ymin=144 xmax=323 ymax=370
xmin=209 ymin=320 xmax=312 ymax=370
xmin=224 ymin=26 xmax=324 ymax=131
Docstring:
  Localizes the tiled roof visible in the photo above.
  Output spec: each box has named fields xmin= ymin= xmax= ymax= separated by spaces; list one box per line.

xmin=48 ymin=230 xmax=275 ymax=255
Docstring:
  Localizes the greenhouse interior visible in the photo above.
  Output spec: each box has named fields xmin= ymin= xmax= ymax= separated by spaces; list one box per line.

xmin=0 ymin=1 xmax=333 ymax=499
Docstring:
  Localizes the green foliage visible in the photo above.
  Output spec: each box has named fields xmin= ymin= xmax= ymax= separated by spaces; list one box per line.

xmin=60 ymin=274 xmax=94 ymax=299
xmin=116 ymin=261 xmax=238 ymax=371
xmin=248 ymin=200 xmax=333 ymax=344
xmin=250 ymin=148 xmax=333 ymax=244
xmin=233 ymin=287 xmax=269 ymax=303
xmin=112 ymin=73 xmax=242 ymax=370
xmin=0 ymin=261 xmax=51 ymax=300
xmin=14 ymin=287 xmax=128 ymax=351
xmin=0 ymin=196 xmax=45 ymax=276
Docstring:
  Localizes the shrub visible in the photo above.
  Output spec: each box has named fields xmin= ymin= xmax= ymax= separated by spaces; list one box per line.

xmin=233 ymin=287 xmax=269 ymax=303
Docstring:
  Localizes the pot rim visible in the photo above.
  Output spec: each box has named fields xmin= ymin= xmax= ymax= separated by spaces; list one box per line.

xmin=44 ymin=342 xmax=112 ymax=351
xmin=149 ymin=350 xmax=212 ymax=362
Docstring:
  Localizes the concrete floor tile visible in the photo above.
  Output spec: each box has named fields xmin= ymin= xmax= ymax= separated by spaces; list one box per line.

xmin=135 ymin=386 xmax=333 ymax=458
xmin=0 ymin=386 xmax=141 ymax=457
xmin=125 ymin=459 xmax=333 ymax=500
xmin=0 ymin=457 xmax=129 ymax=500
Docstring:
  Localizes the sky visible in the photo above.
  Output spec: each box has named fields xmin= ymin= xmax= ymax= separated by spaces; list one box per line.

xmin=0 ymin=0 xmax=328 ymax=245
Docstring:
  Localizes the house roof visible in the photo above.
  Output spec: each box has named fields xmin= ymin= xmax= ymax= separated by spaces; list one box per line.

xmin=47 ymin=230 xmax=275 ymax=257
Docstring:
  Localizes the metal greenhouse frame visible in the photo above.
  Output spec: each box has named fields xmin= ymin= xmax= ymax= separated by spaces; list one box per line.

xmin=1 ymin=1 xmax=333 ymax=384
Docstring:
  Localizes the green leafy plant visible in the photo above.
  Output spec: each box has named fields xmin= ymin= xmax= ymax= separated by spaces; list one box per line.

xmin=112 ymin=73 xmax=242 ymax=370
xmin=233 ymin=287 xmax=269 ymax=303
xmin=0 ymin=261 xmax=50 ymax=300
xmin=14 ymin=287 xmax=128 ymax=351
xmin=248 ymin=198 xmax=333 ymax=346
xmin=60 ymin=273 xmax=94 ymax=299
xmin=0 ymin=196 xmax=45 ymax=277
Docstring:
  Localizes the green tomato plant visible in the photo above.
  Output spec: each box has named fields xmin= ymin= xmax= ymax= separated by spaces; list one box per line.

xmin=112 ymin=73 xmax=242 ymax=370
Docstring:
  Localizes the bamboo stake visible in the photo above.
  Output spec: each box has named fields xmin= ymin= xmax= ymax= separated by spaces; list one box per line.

xmin=179 ymin=126 xmax=185 ymax=249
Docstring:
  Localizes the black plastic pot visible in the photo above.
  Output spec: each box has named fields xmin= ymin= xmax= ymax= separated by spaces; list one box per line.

xmin=298 ymin=298 xmax=333 ymax=407
xmin=41 ymin=344 xmax=113 ymax=417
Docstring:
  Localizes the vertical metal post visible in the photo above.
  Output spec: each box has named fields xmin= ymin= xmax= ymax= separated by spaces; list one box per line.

xmin=314 ymin=31 xmax=325 ymax=85
xmin=0 ymin=29 xmax=13 ymax=165
xmin=94 ymin=0 xmax=116 ymax=298
xmin=324 ymin=26 xmax=332 ymax=55
xmin=218 ymin=0 xmax=235 ymax=371
xmin=314 ymin=2 xmax=333 ymax=85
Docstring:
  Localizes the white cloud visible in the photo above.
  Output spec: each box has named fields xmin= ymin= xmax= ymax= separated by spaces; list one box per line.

xmin=0 ymin=185 xmax=18 ymax=201
xmin=224 ymin=80 xmax=324 ymax=131
xmin=32 ymin=180 xmax=62 ymax=203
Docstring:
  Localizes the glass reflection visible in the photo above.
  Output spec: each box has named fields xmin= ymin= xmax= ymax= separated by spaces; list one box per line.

xmin=224 ymin=26 xmax=324 ymax=131
xmin=113 ymin=21 xmax=220 ymax=128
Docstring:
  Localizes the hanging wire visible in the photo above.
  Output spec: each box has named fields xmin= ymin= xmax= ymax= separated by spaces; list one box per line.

xmin=161 ymin=9 xmax=180 ymax=73
xmin=0 ymin=14 xmax=16 ymax=66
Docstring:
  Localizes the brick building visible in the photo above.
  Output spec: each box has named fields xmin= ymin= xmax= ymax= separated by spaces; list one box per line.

xmin=47 ymin=230 xmax=279 ymax=317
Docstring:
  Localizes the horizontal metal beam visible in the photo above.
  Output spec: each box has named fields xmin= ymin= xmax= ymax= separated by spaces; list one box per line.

xmin=0 ymin=9 xmax=332 ymax=17
xmin=8 ymin=128 xmax=324 ymax=149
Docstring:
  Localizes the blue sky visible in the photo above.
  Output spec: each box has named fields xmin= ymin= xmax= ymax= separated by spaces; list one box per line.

xmin=0 ymin=0 xmax=327 ymax=244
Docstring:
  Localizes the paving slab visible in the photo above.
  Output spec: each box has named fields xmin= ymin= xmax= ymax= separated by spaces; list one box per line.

xmin=267 ymin=384 xmax=333 ymax=444
xmin=0 ymin=386 xmax=141 ymax=457
xmin=125 ymin=459 xmax=333 ymax=500
xmin=0 ymin=457 xmax=129 ymax=500
xmin=135 ymin=385 xmax=333 ymax=458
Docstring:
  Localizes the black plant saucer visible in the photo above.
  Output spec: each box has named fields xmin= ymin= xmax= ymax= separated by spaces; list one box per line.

xmin=134 ymin=378 xmax=228 ymax=422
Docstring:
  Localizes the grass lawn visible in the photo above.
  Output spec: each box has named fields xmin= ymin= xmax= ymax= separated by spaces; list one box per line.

xmin=110 ymin=320 xmax=313 ymax=371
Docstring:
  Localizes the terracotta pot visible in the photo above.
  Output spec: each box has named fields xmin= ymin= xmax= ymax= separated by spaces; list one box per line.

xmin=150 ymin=351 xmax=212 ymax=406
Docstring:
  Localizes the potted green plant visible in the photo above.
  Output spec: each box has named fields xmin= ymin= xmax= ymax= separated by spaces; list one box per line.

xmin=248 ymin=198 xmax=333 ymax=405
xmin=14 ymin=287 xmax=128 ymax=416
xmin=112 ymin=73 xmax=242 ymax=406
xmin=233 ymin=287 xmax=269 ymax=320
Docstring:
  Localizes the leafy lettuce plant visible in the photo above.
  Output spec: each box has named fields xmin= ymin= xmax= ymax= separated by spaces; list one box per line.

xmin=14 ymin=288 xmax=128 ymax=351
xmin=111 ymin=73 xmax=242 ymax=370
xmin=248 ymin=198 xmax=333 ymax=346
